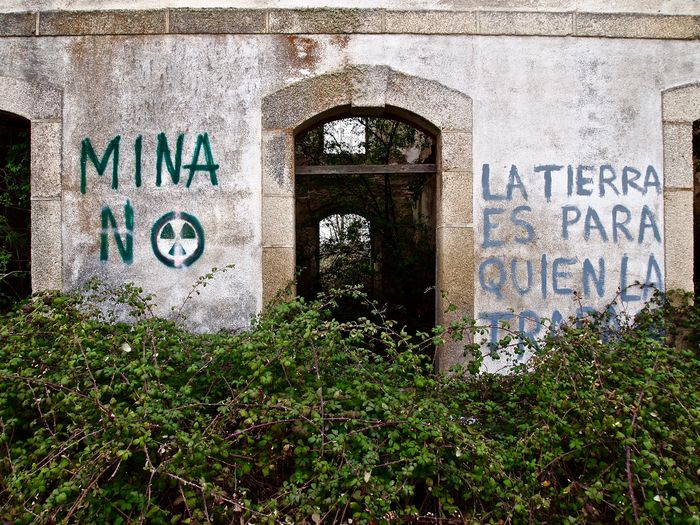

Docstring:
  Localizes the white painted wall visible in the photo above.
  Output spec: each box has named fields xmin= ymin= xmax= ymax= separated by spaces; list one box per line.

xmin=0 ymin=27 xmax=697 ymax=349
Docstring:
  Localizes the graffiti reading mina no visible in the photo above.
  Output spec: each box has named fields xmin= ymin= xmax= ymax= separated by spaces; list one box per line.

xmin=80 ymin=132 xmax=219 ymax=194
xmin=80 ymin=132 xmax=219 ymax=268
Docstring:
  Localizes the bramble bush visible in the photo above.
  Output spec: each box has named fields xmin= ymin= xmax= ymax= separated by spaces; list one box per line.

xmin=0 ymin=281 xmax=699 ymax=524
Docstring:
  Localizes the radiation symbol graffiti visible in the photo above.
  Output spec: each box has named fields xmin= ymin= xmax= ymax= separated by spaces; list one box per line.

xmin=150 ymin=211 xmax=205 ymax=268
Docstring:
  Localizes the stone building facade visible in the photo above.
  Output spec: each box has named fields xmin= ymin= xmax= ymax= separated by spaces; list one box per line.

xmin=1 ymin=0 xmax=698 ymax=370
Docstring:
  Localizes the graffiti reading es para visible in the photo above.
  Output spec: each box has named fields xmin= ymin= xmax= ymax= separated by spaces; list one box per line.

xmin=478 ymin=161 xmax=664 ymax=347
xmin=80 ymin=132 xmax=220 ymax=268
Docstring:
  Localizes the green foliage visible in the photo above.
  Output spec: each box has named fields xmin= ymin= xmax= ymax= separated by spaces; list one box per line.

xmin=318 ymin=214 xmax=373 ymax=292
xmin=295 ymin=117 xmax=433 ymax=166
xmin=0 ymin=284 xmax=699 ymax=524
xmin=0 ymin=130 xmax=31 ymax=310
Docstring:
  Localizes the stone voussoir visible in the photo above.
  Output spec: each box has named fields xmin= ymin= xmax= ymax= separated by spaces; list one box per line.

xmin=386 ymin=70 xmax=472 ymax=132
xmin=262 ymin=71 xmax=353 ymax=130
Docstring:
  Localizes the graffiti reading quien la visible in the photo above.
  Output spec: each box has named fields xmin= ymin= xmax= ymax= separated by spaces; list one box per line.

xmin=477 ymin=162 xmax=664 ymax=348
xmin=81 ymin=133 xmax=219 ymax=268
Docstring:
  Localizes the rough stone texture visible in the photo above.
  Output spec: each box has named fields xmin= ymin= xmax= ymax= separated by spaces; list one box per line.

xmin=576 ymin=13 xmax=700 ymax=39
xmin=31 ymin=199 xmax=62 ymax=292
xmin=0 ymin=75 xmax=62 ymax=120
xmin=262 ymin=71 xmax=352 ymax=130
xmin=664 ymin=190 xmax=694 ymax=291
xmin=262 ymin=130 xmax=294 ymax=195
xmin=262 ymin=247 xmax=295 ymax=305
xmin=663 ymin=83 xmax=700 ymax=122
xmin=0 ymin=13 xmax=36 ymax=36
xmin=0 ymin=7 xmax=698 ymax=38
xmin=386 ymin=70 xmax=472 ymax=132
xmin=435 ymin=224 xmax=475 ymax=373
xmin=441 ymin=131 xmax=472 ymax=172
xmin=350 ymin=65 xmax=388 ymax=108
xmin=262 ymin=195 xmax=295 ymax=247
xmin=269 ymin=9 xmax=382 ymax=34
xmin=31 ymin=121 xmax=62 ymax=199
xmin=436 ymin=226 xmax=474 ymax=311
xmin=385 ymin=10 xmax=477 ymax=34
xmin=480 ymin=11 xmax=572 ymax=36
xmin=439 ymin=171 xmax=472 ymax=226
xmin=39 ymin=9 xmax=165 ymax=35
xmin=663 ymin=122 xmax=693 ymax=189
xmin=169 ymin=9 xmax=266 ymax=34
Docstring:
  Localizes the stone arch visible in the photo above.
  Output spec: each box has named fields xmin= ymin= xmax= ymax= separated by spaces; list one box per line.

xmin=662 ymin=83 xmax=700 ymax=292
xmin=261 ymin=66 xmax=473 ymax=370
xmin=0 ymin=76 xmax=63 ymax=292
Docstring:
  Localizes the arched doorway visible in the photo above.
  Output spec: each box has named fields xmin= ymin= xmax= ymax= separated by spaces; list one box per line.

xmin=294 ymin=115 xmax=437 ymax=333
xmin=261 ymin=66 xmax=473 ymax=370
xmin=0 ymin=111 xmax=31 ymax=310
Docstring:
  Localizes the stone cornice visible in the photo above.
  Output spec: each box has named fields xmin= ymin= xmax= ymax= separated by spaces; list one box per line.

xmin=0 ymin=8 xmax=698 ymax=39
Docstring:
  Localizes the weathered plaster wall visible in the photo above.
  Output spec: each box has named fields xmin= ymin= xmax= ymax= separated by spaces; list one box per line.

xmin=0 ymin=4 xmax=698 ymax=366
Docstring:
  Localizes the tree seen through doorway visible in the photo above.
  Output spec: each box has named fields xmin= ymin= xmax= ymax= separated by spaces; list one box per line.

xmin=295 ymin=116 xmax=437 ymax=334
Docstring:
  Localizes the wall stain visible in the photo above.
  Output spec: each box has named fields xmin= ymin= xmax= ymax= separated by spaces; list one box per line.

xmin=285 ymin=36 xmax=319 ymax=72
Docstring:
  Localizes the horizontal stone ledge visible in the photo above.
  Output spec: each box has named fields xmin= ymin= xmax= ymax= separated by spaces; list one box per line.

xmin=295 ymin=163 xmax=438 ymax=175
xmin=39 ymin=9 xmax=166 ymax=35
xmin=169 ymin=8 xmax=266 ymax=34
xmin=575 ymin=12 xmax=699 ymax=40
xmin=664 ymin=186 xmax=695 ymax=192
xmin=0 ymin=12 xmax=35 ymax=36
xmin=0 ymin=9 xmax=695 ymax=39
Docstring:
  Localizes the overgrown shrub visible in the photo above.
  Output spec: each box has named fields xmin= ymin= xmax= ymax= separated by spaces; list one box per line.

xmin=0 ymin=284 xmax=698 ymax=524
xmin=0 ymin=129 xmax=31 ymax=310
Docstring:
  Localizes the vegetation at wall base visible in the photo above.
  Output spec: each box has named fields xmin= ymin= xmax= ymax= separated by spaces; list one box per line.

xmin=0 ymin=285 xmax=699 ymax=524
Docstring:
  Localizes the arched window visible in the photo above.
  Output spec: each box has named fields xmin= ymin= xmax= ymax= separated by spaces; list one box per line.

xmin=295 ymin=115 xmax=437 ymax=333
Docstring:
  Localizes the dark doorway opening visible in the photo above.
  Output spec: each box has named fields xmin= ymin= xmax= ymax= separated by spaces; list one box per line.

xmin=295 ymin=115 xmax=437 ymax=334
xmin=0 ymin=111 xmax=31 ymax=311
xmin=694 ymin=119 xmax=699 ymax=295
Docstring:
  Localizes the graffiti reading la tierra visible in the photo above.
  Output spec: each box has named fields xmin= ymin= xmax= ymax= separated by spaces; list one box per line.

xmin=478 ymin=162 xmax=663 ymax=347
xmin=80 ymin=132 xmax=219 ymax=268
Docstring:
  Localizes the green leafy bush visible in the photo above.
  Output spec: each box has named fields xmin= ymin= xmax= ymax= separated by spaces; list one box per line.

xmin=0 ymin=285 xmax=698 ymax=524
xmin=0 ymin=129 xmax=31 ymax=310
